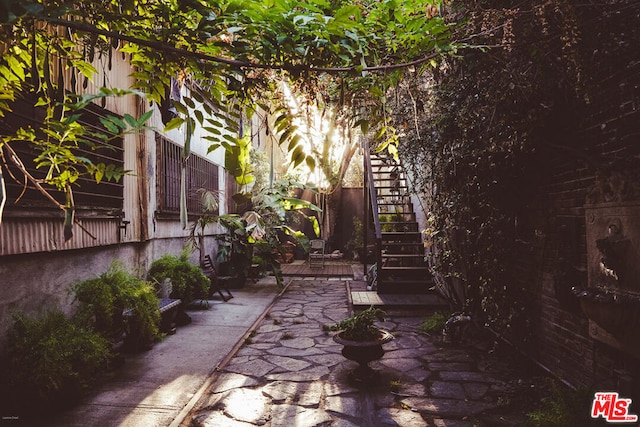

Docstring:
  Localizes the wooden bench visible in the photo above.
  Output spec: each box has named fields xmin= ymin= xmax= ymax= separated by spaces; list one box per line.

xmin=120 ymin=297 xmax=182 ymax=351
xmin=123 ymin=298 xmax=182 ymax=335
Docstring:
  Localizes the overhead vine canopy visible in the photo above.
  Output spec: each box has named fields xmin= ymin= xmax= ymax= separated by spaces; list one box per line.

xmin=0 ymin=0 xmax=463 ymax=226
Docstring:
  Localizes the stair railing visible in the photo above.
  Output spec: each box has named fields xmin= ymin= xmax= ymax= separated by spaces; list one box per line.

xmin=363 ymin=140 xmax=382 ymax=285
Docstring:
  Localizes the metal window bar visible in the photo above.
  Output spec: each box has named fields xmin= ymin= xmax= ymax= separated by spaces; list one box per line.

xmin=157 ymin=135 xmax=219 ymax=216
xmin=1 ymin=97 xmax=124 ymax=211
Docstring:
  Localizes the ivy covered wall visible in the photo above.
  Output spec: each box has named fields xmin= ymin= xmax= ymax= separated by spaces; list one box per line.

xmin=393 ymin=0 xmax=640 ymax=393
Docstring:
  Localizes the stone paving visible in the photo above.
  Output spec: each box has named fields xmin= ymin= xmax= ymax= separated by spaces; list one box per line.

xmin=183 ymin=278 xmax=541 ymax=427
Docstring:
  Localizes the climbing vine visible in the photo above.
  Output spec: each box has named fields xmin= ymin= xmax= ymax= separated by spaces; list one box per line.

xmin=393 ymin=0 xmax=640 ymax=342
xmin=0 ymin=0 xmax=460 ymax=233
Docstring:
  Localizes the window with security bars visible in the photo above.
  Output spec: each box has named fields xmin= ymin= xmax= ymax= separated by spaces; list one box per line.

xmin=1 ymin=96 xmax=124 ymax=215
xmin=157 ymin=134 xmax=219 ymax=216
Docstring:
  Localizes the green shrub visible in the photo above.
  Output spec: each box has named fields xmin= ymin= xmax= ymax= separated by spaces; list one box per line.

xmin=148 ymin=251 xmax=210 ymax=303
xmin=72 ymin=261 xmax=160 ymax=350
xmin=72 ymin=276 xmax=122 ymax=342
xmin=525 ymin=379 xmax=595 ymax=427
xmin=419 ymin=311 xmax=449 ymax=333
xmin=344 ymin=216 xmax=364 ymax=260
xmin=5 ymin=310 xmax=111 ymax=411
xmin=122 ymin=280 xmax=162 ymax=351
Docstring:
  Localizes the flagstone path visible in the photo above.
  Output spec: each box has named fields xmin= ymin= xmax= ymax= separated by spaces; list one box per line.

xmin=183 ymin=278 xmax=544 ymax=426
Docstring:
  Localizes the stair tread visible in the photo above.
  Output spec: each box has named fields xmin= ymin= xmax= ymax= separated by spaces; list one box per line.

xmin=370 ymin=155 xmax=430 ymax=296
xmin=381 ymin=241 xmax=423 ymax=245
xmin=382 ymin=253 xmax=424 ymax=257
xmin=380 ymin=221 xmax=418 ymax=226
xmin=382 ymin=231 xmax=421 ymax=236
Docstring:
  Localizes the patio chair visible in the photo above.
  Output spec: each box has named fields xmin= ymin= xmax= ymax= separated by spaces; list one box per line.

xmin=308 ymin=239 xmax=325 ymax=268
xmin=201 ymin=255 xmax=234 ymax=302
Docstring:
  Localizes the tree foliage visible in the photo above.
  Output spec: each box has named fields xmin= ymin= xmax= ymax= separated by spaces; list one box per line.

xmin=0 ymin=0 xmax=459 ymax=232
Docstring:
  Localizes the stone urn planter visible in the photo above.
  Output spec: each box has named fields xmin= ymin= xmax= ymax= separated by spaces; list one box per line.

xmin=333 ymin=329 xmax=394 ymax=382
xmin=325 ymin=307 xmax=394 ymax=383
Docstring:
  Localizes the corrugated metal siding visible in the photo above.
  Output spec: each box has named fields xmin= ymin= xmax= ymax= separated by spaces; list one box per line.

xmin=72 ymin=46 xmax=143 ymax=244
xmin=0 ymin=217 xmax=120 ymax=256
xmin=122 ymin=131 xmax=141 ymax=244
xmin=1 ymin=47 xmax=141 ymax=254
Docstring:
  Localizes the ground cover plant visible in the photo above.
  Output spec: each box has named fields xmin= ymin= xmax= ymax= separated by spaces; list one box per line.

xmin=3 ymin=310 xmax=111 ymax=413
xmin=72 ymin=262 xmax=161 ymax=351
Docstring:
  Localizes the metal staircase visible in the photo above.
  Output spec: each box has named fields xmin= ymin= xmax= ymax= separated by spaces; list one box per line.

xmin=365 ymin=151 xmax=434 ymax=294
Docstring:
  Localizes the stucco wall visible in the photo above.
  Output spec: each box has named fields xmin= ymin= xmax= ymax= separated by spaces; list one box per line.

xmin=0 ymin=234 xmax=220 ymax=350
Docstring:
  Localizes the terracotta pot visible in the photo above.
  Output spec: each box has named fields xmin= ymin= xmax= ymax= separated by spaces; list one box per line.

xmin=333 ymin=330 xmax=394 ymax=383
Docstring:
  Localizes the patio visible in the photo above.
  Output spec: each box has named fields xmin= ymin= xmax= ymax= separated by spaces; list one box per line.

xmin=182 ymin=276 xmax=548 ymax=426
xmin=44 ymin=268 xmax=551 ymax=427
xmin=281 ymin=259 xmax=356 ymax=278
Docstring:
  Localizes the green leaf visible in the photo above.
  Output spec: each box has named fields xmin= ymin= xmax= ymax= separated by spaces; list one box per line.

xmin=309 ymin=215 xmax=320 ymax=237
xmin=282 ymin=197 xmax=321 ymax=211
xmin=69 ymin=59 xmax=97 ymax=80
xmin=99 ymin=117 xmax=119 ymax=134
xmin=172 ymin=101 xmax=188 ymax=115
xmin=194 ymin=109 xmax=204 ymax=125
xmin=123 ymin=113 xmax=137 ymax=128
xmin=95 ymin=164 xmax=105 ymax=183
xmin=182 ymin=96 xmax=195 ymax=110
xmin=287 ymin=134 xmax=301 ymax=152
xmin=138 ymin=110 xmax=154 ymax=126
xmin=305 ymin=155 xmax=316 ymax=171
xmin=291 ymin=145 xmax=305 ymax=167
xmin=164 ymin=116 xmax=184 ymax=132
xmin=107 ymin=115 xmax=127 ymax=130
xmin=5 ymin=55 xmax=25 ymax=80
xmin=354 ymin=119 xmax=369 ymax=134
xmin=206 ymin=143 xmax=221 ymax=153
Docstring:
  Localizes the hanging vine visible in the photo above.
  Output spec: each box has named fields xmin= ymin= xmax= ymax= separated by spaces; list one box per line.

xmin=392 ymin=0 xmax=640 ymax=343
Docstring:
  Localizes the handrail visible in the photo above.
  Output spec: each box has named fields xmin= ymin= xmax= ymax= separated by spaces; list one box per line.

xmin=363 ymin=140 xmax=383 ymax=286
xmin=363 ymin=141 xmax=382 ymax=240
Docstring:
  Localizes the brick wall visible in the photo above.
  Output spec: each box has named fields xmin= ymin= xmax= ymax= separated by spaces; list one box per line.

xmin=526 ymin=27 xmax=640 ymax=395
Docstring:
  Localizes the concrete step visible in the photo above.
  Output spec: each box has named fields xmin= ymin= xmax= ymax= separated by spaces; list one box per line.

xmin=381 ymin=241 xmax=423 ymax=253
xmin=376 ymin=277 xmax=436 ymax=294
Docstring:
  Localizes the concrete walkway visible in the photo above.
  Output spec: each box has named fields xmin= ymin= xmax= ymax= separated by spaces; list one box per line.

xmin=47 ymin=277 xmax=281 ymax=427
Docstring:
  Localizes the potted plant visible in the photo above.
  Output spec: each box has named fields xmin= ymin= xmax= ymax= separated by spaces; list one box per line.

xmin=214 ymin=214 xmax=254 ymax=288
xmin=324 ymin=306 xmax=394 ymax=383
xmin=147 ymin=251 xmax=210 ymax=304
xmin=188 ymin=181 xmax=319 ymax=290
